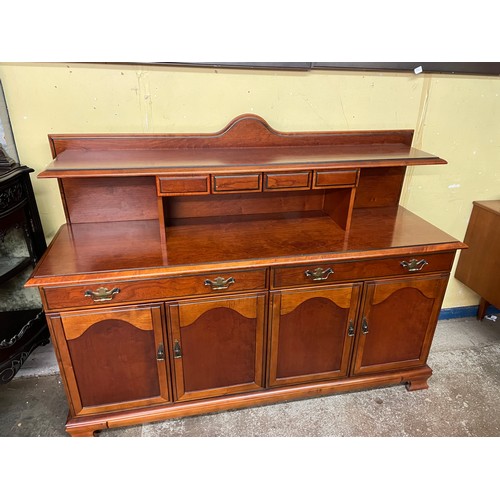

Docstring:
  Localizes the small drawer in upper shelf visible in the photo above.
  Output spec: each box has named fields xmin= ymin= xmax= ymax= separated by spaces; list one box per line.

xmin=157 ymin=175 xmax=209 ymax=196
xmin=264 ymin=171 xmax=311 ymax=191
xmin=313 ymin=170 xmax=359 ymax=189
xmin=42 ymin=268 xmax=268 ymax=310
xmin=272 ymin=252 xmax=455 ymax=289
xmin=212 ymin=174 xmax=262 ymax=193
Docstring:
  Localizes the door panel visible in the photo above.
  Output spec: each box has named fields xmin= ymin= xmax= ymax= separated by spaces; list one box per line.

xmin=51 ymin=304 xmax=171 ymax=416
xmin=269 ymin=284 xmax=361 ymax=387
xmin=352 ymin=275 xmax=448 ymax=375
xmin=168 ymin=293 xmax=266 ymax=401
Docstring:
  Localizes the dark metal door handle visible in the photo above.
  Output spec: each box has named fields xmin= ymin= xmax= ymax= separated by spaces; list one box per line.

xmin=157 ymin=343 xmax=165 ymax=361
xmin=348 ymin=320 xmax=355 ymax=337
xmin=173 ymin=339 xmax=182 ymax=359
xmin=362 ymin=317 xmax=369 ymax=335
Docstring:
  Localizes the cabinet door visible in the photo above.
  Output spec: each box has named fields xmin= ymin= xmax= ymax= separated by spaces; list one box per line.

xmin=268 ymin=284 xmax=361 ymax=387
xmin=351 ymin=275 xmax=448 ymax=375
xmin=49 ymin=304 xmax=171 ymax=416
xmin=167 ymin=293 xmax=266 ymax=402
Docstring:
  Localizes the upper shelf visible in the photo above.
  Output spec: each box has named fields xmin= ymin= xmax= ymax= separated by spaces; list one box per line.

xmin=40 ymin=114 xmax=446 ymax=178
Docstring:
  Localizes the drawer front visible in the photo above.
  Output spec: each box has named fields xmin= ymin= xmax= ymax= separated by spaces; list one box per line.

xmin=264 ymin=171 xmax=311 ymax=191
xmin=313 ymin=170 xmax=359 ymax=188
xmin=43 ymin=269 xmax=268 ymax=310
xmin=272 ymin=252 xmax=455 ymax=289
xmin=212 ymin=174 xmax=262 ymax=193
xmin=157 ymin=175 xmax=209 ymax=196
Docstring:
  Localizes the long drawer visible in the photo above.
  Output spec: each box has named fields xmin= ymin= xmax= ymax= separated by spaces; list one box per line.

xmin=272 ymin=252 xmax=455 ymax=289
xmin=42 ymin=268 xmax=268 ymax=310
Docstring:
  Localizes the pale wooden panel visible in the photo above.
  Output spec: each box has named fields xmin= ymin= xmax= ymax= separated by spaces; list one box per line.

xmin=178 ymin=295 xmax=258 ymax=327
xmin=280 ymin=285 xmax=354 ymax=315
xmin=61 ymin=307 xmax=153 ymax=340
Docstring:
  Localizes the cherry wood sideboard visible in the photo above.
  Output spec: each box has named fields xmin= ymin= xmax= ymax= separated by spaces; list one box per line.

xmin=455 ymin=200 xmax=500 ymax=320
xmin=26 ymin=115 xmax=466 ymax=436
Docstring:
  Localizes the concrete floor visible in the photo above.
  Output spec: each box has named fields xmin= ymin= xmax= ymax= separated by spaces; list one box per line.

xmin=1 ymin=316 xmax=499 ymax=437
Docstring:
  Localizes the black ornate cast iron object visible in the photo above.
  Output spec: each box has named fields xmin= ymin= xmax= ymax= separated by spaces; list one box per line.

xmin=0 ymin=145 xmax=16 ymax=167
xmin=0 ymin=181 xmax=23 ymax=211
xmin=0 ymin=311 xmax=44 ymax=349
xmin=0 ymin=97 xmax=49 ymax=384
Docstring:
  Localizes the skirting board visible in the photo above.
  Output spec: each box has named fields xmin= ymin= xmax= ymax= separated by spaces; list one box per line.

xmin=439 ymin=304 xmax=500 ymax=320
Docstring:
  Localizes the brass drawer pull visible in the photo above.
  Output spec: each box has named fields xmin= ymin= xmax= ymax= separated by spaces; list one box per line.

xmin=204 ymin=276 xmax=235 ymax=291
xmin=84 ymin=287 xmax=120 ymax=302
xmin=305 ymin=267 xmax=334 ymax=281
xmin=400 ymin=259 xmax=428 ymax=272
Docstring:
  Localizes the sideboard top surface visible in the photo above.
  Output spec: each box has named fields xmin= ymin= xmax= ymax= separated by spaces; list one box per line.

xmin=27 ymin=206 xmax=465 ymax=286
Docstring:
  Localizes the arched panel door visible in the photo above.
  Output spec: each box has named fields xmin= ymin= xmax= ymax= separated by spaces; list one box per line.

xmin=167 ymin=292 xmax=267 ymax=402
xmin=268 ymin=284 xmax=361 ymax=387
xmin=50 ymin=304 xmax=171 ymax=416
xmin=351 ymin=275 xmax=449 ymax=375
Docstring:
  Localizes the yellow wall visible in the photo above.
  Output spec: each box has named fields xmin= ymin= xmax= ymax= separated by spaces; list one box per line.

xmin=1 ymin=62 xmax=499 ymax=308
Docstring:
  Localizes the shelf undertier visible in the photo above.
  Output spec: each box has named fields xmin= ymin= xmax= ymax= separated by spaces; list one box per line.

xmin=166 ymin=211 xmax=347 ymax=262
xmin=26 ymin=206 xmax=466 ymax=286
